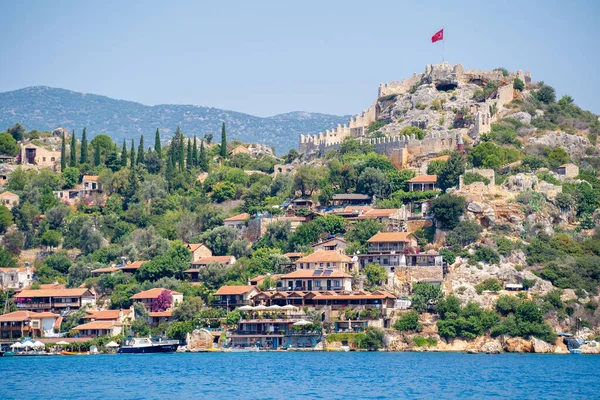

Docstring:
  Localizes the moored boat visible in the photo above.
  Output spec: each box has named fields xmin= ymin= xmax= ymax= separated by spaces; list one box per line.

xmin=118 ymin=337 xmax=179 ymax=354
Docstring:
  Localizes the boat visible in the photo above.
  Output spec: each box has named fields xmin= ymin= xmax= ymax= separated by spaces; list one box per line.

xmin=230 ymin=346 xmax=260 ymax=352
xmin=61 ymin=351 xmax=87 ymax=356
xmin=118 ymin=337 xmax=179 ymax=354
xmin=570 ymin=349 xmax=582 ymax=355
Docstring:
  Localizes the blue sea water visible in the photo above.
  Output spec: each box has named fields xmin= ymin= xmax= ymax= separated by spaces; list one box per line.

xmin=1 ymin=352 xmax=599 ymax=399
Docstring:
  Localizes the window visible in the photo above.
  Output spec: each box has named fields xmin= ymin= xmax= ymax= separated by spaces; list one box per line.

xmin=333 ymin=280 xmax=341 ymax=288
xmin=51 ymin=157 xmax=55 ymax=161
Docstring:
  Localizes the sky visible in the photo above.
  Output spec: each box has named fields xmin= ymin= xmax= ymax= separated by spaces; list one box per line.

xmin=1 ymin=0 xmax=599 ymax=117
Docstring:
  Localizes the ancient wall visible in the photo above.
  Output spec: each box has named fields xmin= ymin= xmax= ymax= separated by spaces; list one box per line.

xmin=378 ymin=74 xmax=423 ymax=98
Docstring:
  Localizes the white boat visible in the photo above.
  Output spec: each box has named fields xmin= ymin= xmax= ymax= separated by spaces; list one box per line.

xmin=118 ymin=337 xmax=179 ymax=354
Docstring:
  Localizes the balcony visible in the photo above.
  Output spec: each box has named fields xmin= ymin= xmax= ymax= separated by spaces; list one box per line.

xmin=53 ymin=302 xmax=81 ymax=308
xmin=16 ymin=303 xmax=52 ymax=309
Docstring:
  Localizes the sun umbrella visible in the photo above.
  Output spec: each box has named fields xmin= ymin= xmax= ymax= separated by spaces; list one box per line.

xmin=11 ymin=342 xmax=24 ymax=348
xmin=238 ymin=305 xmax=253 ymax=311
xmin=266 ymin=305 xmax=282 ymax=311
xmin=22 ymin=340 xmax=34 ymax=348
xmin=105 ymin=341 xmax=119 ymax=348
xmin=56 ymin=340 xmax=70 ymax=346
xmin=282 ymin=305 xmax=297 ymax=310
xmin=253 ymin=305 xmax=267 ymax=311
xmin=293 ymin=320 xmax=312 ymax=326
xmin=33 ymin=341 xmax=45 ymax=348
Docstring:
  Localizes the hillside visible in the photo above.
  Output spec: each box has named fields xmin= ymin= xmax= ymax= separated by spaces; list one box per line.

xmin=0 ymin=86 xmax=350 ymax=154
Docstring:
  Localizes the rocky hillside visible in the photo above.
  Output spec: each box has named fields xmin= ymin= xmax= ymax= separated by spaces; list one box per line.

xmin=0 ymin=86 xmax=350 ymax=154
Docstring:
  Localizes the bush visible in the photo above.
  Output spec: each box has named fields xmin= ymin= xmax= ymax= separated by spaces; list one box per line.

xmin=462 ymin=172 xmax=490 ymax=185
xmin=513 ymin=78 xmax=524 ymax=91
xmin=413 ymin=336 xmax=437 ymax=347
xmin=536 ymin=85 xmax=556 ymax=104
xmin=473 ymin=246 xmax=500 ymax=265
xmin=475 ymin=278 xmax=503 ymax=294
xmin=430 ymin=194 xmax=466 ymax=230
xmin=495 ymin=295 xmax=521 ymax=315
xmin=411 ymin=282 xmax=443 ymax=313
xmin=446 ymin=221 xmax=482 ymax=247
xmin=394 ymin=311 xmax=422 ymax=332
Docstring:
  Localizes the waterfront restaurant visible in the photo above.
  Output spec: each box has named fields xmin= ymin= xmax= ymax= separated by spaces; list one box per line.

xmin=280 ymin=269 xmax=352 ymax=292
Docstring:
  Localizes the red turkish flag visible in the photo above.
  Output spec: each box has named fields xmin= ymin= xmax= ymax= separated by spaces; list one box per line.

xmin=432 ymin=29 xmax=444 ymax=43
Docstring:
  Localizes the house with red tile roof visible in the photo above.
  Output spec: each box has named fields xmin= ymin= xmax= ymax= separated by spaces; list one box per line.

xmin=73 ymin=320 xmax=127 ymax=337
xmin=294 ymin=250 xmax=353 ymax=272
xmin=82 ymin=308 xmax=134 ymax=323
xmin=280 ymin=269 xmax=352 ymax=292
xmin=408 ymin=175 xmax=438 ymax=191
xmin=130 ymin=288 xmax=183 ymax=309
xmin=0 ymin=311 xmax=61 ymax=338
xmin=223 ymin=213 xmax=250 ymax=229
xmin=311 ymin=237 xmax=347 ymax=255
xmin=213 ymin=285 xmax=259 ymax=311
xmin=0 ymin=191 xmax=19 ymax=209
xmin=13 ymin=288 xmax=96 ymax=312
xmin=0 ymin=265 xmax=34 ymax=289
xmin=186 ymin=243 xmax=213 ymax=262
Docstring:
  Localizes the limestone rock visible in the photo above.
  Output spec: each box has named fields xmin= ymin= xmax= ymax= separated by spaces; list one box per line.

xmin=502 ymin=337 xmax=533 ymax=353
xmin=186 ymin=329 xmax=214 ymax=350
xmin=52 ymin=127 xmax=70 ymax=138
xmin=480 ymin=341 xmax=503 ymax=354
xmin=509 ymin=111 xmax=532 ymax=125
xmin=467 ymin=202 xmax=485 ymax=213
xmin=531 ymin=337 xmax=553 ymax=353
xmin=531 ymin=132 xmax=591 ymax=159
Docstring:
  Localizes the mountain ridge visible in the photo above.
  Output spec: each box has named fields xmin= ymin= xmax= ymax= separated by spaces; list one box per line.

xmin=0 ymin=86 xmax=351 ymax=154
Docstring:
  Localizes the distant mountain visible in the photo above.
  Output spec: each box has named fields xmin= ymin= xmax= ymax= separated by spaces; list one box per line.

xmin=0 ymin=86 xmax=350 ymax=154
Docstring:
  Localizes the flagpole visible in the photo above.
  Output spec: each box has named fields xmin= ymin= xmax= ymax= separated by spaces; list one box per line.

xmin=442 ymin=27 xmax=445 ymax=63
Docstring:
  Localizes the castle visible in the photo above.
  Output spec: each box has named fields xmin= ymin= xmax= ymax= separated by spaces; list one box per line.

xmin=299 ymin=63 xmax=531 ymax=163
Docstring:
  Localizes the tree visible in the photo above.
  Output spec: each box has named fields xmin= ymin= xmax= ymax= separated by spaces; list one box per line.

xmin=137 ymin=135 xmax=145 ymax=165
xmin=357 ymin=167 xmax=388 ymax=197
xmin=201 ymin=226 xmax=238 ymax=256
xmin=186 ymin=138 xmax=192 ymax=169
xmin=7 ymin=123 xmax=25 ymax=141
xmin=294 ymin=165 xmax=324 ymax=196
xmin=513 ymin=78 xmax=525 ymax=91
xmin=80 ymin=127 xmax=88 ymax=164
xmin=62 ymin=167 xmax=80 ymax=189
xmin=41 ymin=229 xmax=62 ymax=249
xmin=0 ymin=206 xmax=13 ymax=233
xmin=196 ymin=261 xmax=228 ymax=290
xmin=178 ymin=133 xmax=185 ymax=171
xmin=93 ymin=143 xmax=101 ymax=166
xmin=144 ymin=150 xmax=164 ymax=174
xmin=3 ymin=230 xmax=24 ymax=254
xmin=151 ymin=290 xmax=173 ymax=312
xmin=130 ymin=139 xmax=136 ymax=168
xmin=61 ymin=132 xmax=67 ymax=171
xmin=430 ymin=194 xmax=466 ymax=230
xmin=211 ymin=181 xmax=236 ymax=202
xmin=172 ymin=297 xmax=204 ymax=321
xmin=437 ymin=151 xmax=466 ymax=191
xmin=120 ymin=140 xmax=128 ymax=167
xmin=394 ymin=311 xmax=422 ymax=332
xmin=363 ymin=263 xmax=388 ymax=290
xmin=0 ymin=133 xmax=19 ymax=157
xmin=192 ymin=136 xmax=198 ymax=167
xmin=70 ymin=130 xmax=77 ymax=167
xmin=154 ymin=128 xmax=162 ymax=157
xmin=220 ymin=122 xmax=227 ymax=158
xmin=0 ymin=247 xmax=17 ymax=267
xmin=204 ymin=133 xmax=213 ymax=144
xmin=412 ymin=282 xmax=443 ymax=313
xmin=136 ymin=241 xmax=191 ymax=281
xmin=536 ymin=85 xmax=556 ymax=104
xmin=445 ymin=221 xmax=482 ymax=247
xmin=198 ymin=140 xmax=208 ymax=172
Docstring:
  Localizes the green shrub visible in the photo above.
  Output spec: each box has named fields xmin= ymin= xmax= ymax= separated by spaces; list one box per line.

xmin=394 ymin=311 xmax=422 ymax=332
xmin=413 ymin=336 xmax=437 ymax=347
xmin=513 ymin=78 xmax=524 ymax=91
xmin=473 ymin=246 xmax=500 ymax=265
xmin=463 ymin=172 xmax=490 ymax=185
xmin=475 ymin=278 xmax=503 ymax=294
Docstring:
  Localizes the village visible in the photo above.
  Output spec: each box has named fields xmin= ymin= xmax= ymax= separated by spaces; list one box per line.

xmin=0 ymin=63 xmax=599 ymax=355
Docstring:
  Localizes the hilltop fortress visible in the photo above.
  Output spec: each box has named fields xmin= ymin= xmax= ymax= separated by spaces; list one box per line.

xmin=300 ymin=63 xmax=531 ymax=165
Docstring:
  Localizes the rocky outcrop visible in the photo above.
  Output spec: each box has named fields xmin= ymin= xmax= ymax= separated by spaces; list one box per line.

xmin=530 ymin=132 xmax=591 ymax=159
xmin=186 ymin=329 xmax=215 ymax=350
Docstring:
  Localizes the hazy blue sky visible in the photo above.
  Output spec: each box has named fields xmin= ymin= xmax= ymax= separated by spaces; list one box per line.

xmin=1 ymin=0 xmax=599 ymax=116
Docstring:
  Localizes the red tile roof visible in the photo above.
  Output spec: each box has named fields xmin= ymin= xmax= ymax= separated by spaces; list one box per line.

xmin=357 ymin=209 xmax=400 ymax=220
xmin=0 ymin=191 xmax=18 ymax=198
xmin=74 ymin=321 xmax=124 ymax=330
xmin=91 ymin=267 xmax=120 ymax=274
xmin=129 ymin=288 xmax=182 ymax=300
xmin=83 ymin=175 xmax=100 ymax=181
xmin=214 ymin=285 xmax=257 ymax=295
xmin=408 ymin=175 xmax=437 ymax=183
xmin=121 ymin=260 xmax=148 ymax=270
xmin=187 ymin=243 xmax=208 ymax=252
xmin=149 ymin=310 xmax=174 ymax=317
xmin=367 ymin=231 xmax=414 ymax=243
xmin=296 ymin=251 xmax=351 ymax=264
xmin=223 ymin=213 xmax=250 ymax=222
xmin=190 ymin=256 xmax=233 ymax=265
xmin=0 ymin=311 xmax=60 ymax=322
xmin=14 ymin=288 xmax=93 ymax=298
xmin=83 ymin=309 xmax=132 ymax=320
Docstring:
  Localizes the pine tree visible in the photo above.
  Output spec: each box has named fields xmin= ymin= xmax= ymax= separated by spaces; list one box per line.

xmin=192 ymin=136 xmax=198 ymax=166
xmin=199 ymin=140 xmax=208 ymax=172
xmin=69 ymin=130 xmax=77 ymax=167
xmin=178 ymin=134 xmax=185 ymax=171
xmin=186 ymin=138 xmax=192 ymax=170
xmin=130 ymin=139 xmax=136 ymax=168
xmin=60 ymin=132 xmax=66 ymax=171
xmin=154 ymin=128 xmax=162 ymax=158
xmin=220 ymin=122 xmax=227 ymax=158
xmin=137 ymin=135 xmax=145 ymax=165
xmin=80 ymin=127 xmax=88 ymax=164
xmin=94 ymin=143 xmax=101 ymax=166
xmin=120 ymin=140 xmax=128 ymax=167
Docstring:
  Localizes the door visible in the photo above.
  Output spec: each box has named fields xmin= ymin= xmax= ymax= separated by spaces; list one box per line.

xmin=327 ymin=280 xmax=331 ymax=290
xmin=307 ymin=280 xmax=312 ymax=290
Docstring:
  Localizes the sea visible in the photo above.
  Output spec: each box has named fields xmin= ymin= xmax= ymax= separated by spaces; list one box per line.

xmin=1 ymin=352 xmax=598 ymax=399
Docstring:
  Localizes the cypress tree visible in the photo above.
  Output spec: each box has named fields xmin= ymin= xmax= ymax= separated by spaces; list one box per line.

xmin=192 ymin=136 xmax=198 ymax=166
xmin=60 ymin=132 xmax=66 ymax=171
xmin=120 ymin=140 xmax=128 ymax=167
xmin=154 ymin=128 xmax=162 ymax=158
xmin=199 ymin=140 xmax=208 ymax=172
xmin=94 ymin=143 xmax=101 ymax=166
xmin=186 ymin=139 xmax=192 ymax=170
xmin=80 ymin=127 xmax=88 ymax=164
xmin=137 ymin=135 xmax=145 ymax=165
xmin=70 ymin=130 xmax=77 ymax=167
xmin=220 ymin=122 xmax=227 ymax=158
xmin=130 ymin=139 xmax=136 ymax=168
xmin=178 ymin=134 xmax=185 ymax=171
